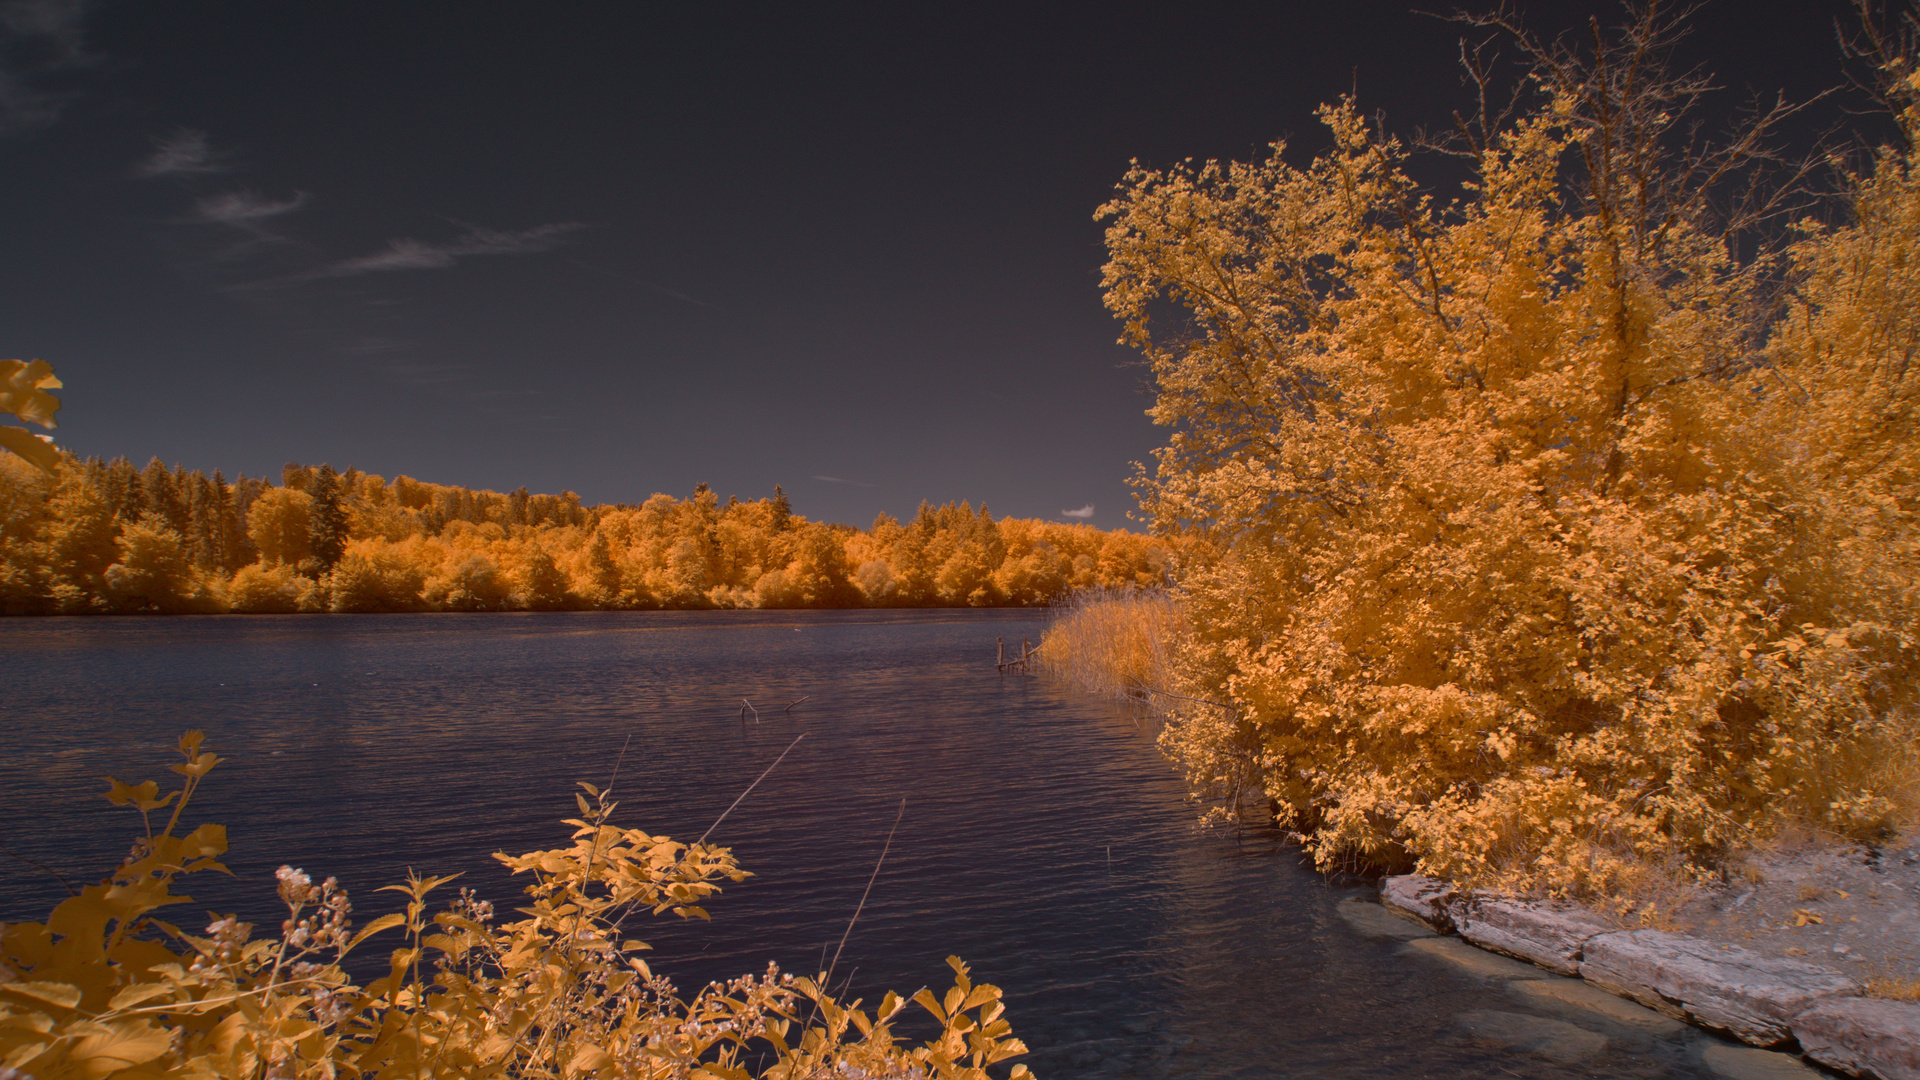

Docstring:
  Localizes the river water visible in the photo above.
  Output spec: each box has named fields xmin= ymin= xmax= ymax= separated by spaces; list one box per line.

xmin=2 ymin=610 xmax=1744 ymax=1078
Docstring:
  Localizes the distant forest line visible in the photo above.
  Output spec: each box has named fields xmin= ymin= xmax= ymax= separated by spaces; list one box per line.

xmin=0 ymin=456 xmax=1175 ymax=614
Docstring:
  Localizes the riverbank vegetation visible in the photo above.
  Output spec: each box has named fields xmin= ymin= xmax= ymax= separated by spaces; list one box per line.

xmin=0 ymin=453 xmax=1173 ymax=614
xmin=0 ymin=733 xmax=1032 ymax=1079
xmin=1031 ymin=588 xmax=1184 ymax=702
xmin=1061 ymin=5 xmax=1920 ymax=900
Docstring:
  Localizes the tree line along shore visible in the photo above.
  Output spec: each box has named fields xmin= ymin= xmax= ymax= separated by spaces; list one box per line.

xmin=0 ymin=455 xmax=1175 ymax=614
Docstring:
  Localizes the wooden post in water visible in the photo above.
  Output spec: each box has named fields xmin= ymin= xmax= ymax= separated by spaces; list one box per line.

xmin=996 ymin=637 xmax=1006 ymax=671
xmin=1022 ymin=638 xmax=1033 ymax=667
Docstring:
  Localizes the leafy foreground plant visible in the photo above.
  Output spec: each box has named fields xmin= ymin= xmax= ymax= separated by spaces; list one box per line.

xmin=0 ymin=733 xmax=1032 ymax=1080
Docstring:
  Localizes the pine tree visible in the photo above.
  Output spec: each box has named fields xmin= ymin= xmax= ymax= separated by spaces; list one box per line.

xmin=308 ymin=464 xmax=347 ymax=573
xmin=210 ymin=470 xmax=244 ymax=571
xmin=140 ymin=458 xmax=184 ymax=533
xmin=185 ymin=474 xmax=218 ymax=570
xmin=770 ymin=485 xmax=792 ymax=531
xmin=105 ymin=457 xmax=143 ymax=522
xmin=230 ymin=475 xmax=267 ymax=566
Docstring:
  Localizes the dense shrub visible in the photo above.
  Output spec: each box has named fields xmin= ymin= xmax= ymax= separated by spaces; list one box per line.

xmin=1092 ymin=10 xmax=1920 ymax=895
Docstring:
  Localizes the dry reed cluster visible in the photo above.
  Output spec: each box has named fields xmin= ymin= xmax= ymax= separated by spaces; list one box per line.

xmin=1031 ymin=588 xmax=1183 ymax=701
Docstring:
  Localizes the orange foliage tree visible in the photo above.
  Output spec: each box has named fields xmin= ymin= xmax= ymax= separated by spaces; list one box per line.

xmin=1101 ymin=7 xmax=1920 ymax=894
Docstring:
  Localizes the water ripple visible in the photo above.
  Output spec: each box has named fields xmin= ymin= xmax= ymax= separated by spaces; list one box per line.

xmin=0 ymin=610 xmax=1723 ymax=1078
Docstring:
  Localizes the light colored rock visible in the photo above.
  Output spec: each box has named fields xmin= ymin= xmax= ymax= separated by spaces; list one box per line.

xmin=1459 ymin=896 xmax=1615 ymax=975
xmin=1510 ymin=976 xmax=1687 ymax=1034
xmin=1403 ymin=936 xmax=1550 ymax=980
xmin=1455 ymin=1010 xmax=1609 ymax=1063
xmin=1791 ymin=996 xmax=1920 ymax=1080
xmin=1699 ymin=1042 xmax=1827 ymax=1080
xmin=1337 ymin=897 xmax=1435 ymax=939
xmin=1380 ymin=874 xmax=1463 ymax=933
xmin=1579 ymin=930 xmax=1860 ymax=1047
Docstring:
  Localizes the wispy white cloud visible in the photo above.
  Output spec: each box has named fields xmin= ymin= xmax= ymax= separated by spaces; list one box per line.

xmin=326 ymin=237 xmax=462 ymax=273
xmin=1061 ymin=504 xmax=1094 ymax=519
xmin=221 ymin=220 xmax=586 ymax=292
xmin=194 ymin=190 xmax=307 ymax=227
xmin=137 ymin=129 xmax=226 ymax=177
xmin=811 ymin=474 xmax=874 ymax=488
xmin=313 ymin=222 xmax=585 ymax=279
xmin=186 ymin=190 xmax=309 ymax=258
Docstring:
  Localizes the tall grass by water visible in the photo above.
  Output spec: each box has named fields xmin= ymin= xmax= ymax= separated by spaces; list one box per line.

xmin=1033 ymin=588 xmax=1267 ymax=825
xmin=1031 ymin=588 xmax=1184 ymax=701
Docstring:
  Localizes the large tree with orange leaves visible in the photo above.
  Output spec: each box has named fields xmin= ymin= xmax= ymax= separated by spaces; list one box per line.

xmin=1103 ymin=5 xmax=1920 ymax=894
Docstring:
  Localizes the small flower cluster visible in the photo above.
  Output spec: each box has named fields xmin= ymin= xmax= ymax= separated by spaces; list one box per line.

xmin=830 ymin=1060 xmax=928 ymax=1079
xmin=187 ymin=915 xmax=250 ymax=976
xmin=276 ymin=866 xmax=352 ymax=956
xmin=452 ymin=885 xmax=493 ymax=923
xmin=288 ymin=960 xmax=352 ymax=1027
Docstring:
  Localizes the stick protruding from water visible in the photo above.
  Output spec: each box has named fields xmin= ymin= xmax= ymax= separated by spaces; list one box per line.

xmin=699 ymin=732 xmax=804 ymax=844
xmin=826 ymin=796 xmax=907 ymax=986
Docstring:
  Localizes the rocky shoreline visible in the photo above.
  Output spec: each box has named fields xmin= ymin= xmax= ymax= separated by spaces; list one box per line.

xmin=1370 ymin=874 xmax=1920 ymax=1080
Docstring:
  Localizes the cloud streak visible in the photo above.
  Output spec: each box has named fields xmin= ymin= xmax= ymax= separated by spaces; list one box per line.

xmin=224 ymin=221 xmax=587 ymax=291
xmin=810 ymin=475 xmax=874 ymax=487
xmin=137 ymin=130 xmax=227 ymax=177
xmin=194 ymin=190 xmax=307 ymax=227
xmin=185 ymin=189 xmax=309 ymax=257
xmin=298 ymin=221 xmax=586 ymax=281
xmin=1061 ymin=504 xmax=1094 ymax=519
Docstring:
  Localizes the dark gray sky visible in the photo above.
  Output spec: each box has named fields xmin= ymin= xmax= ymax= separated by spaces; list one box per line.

xmin=0 ymin=0 xmax=1873 ymax=528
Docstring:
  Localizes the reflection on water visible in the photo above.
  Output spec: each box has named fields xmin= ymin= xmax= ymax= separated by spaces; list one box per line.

xmin=2 ymin=610 xmax=1733 ymax=1077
